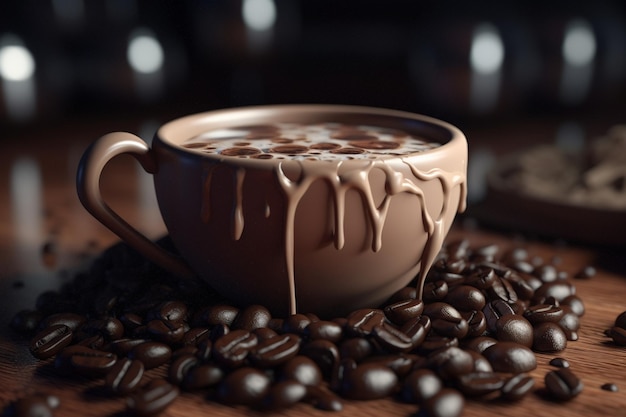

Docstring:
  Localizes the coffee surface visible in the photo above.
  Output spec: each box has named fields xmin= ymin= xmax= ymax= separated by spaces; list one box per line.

xmin=181 ymin=123 xmax=441 ymax=160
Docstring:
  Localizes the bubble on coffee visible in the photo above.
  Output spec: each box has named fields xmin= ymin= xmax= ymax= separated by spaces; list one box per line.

xmin=181 ymin=123 xmax=441 ymax=160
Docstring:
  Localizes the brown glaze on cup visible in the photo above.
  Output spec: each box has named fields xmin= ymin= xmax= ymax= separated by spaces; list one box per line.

xmin=77 ymin=105 xmax=467 ymax=318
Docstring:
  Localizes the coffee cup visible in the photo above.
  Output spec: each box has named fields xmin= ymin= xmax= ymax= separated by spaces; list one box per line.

xmin=77 ymin=105 xmax=467 ymax=318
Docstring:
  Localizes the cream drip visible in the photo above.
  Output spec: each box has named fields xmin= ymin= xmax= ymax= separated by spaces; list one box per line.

xmin=200 ymin=158 xmax=466 ymax=315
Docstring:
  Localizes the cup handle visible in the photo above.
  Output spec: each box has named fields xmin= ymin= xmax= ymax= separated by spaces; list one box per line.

xmin=76 ymin=132 xmax=195 ymax=279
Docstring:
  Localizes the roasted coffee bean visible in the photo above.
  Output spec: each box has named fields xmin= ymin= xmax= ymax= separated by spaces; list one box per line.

xmin=372 ymin=322 xmax=414 ymax=352
xmin=419 ymin=387 xmax=464 ymax=417
xmin=400 ymin=315 xmax=431 ymax=347
xmin=558 ymin=307 xmax=581 ymax=341
xmin=232 ymin=305 xmax=272 ymax=330
xmin=495 ymin=314 xmax=533 ymax=347
xmin=10 ymin=309 xmax=43 ymax=334
xmin=388 ymin=286 xmax=417 ymax=304
xmin=504 ymin=272 xmax=535 ymax=300
xmin=608 ymin=326 xmax=626 ymax=346
xmin=549 ymin=357 xmax=570 ymax=368
xmin=30 ymin=324 xmax=73 ymax=360
xmin=105 ymin=358 xmax=144 ymax=394
xmin=364 ymin=354 xmax=415 ymax=378
xmin=105 ymin=338 xmax=148 ymax=356
xmin=146 ymin=319 xmax=185 ymax=344
xmin=534 ymin=264 xmax=558 ymax=282
xmin=455 ymin=371 xmax=503 ymax=397
xmin=465 ymin=266 xmax=497 ymax=290
xmin=119 ymin=312 xmax=143 ymax=332
xmin=299 ymin=339 xmax=340 ymax=379
xmin=338 ymin=337 xmax=374 ymax=362
xmin=6 ymin=393 xmax=59 ymax=417
xmin=401 ymin=368 xmax=442 ymax=404
xmin=533 ymin=322 xmax=567 ymax=352
xmin=282 ymin=314 xmax=312 ymax=335
xmin=182 ymin=363 xmax=224 ymax=390
xmin=486 ymin=277 xmax=518 ymax=304
xmin=40 ymin=313 xmax=86 ymax=332
xmin=304 ymin=385 xmax=343 ymax=411
xmin=384 ymin=298 xmax=424 ymax=325
xmin=253 ymin=327 xmax=278 ymax=341
xmin=544 ymin=368 xmax=583 ymax=401
xmin=601 ymin=383 xmax=618 ymax=392
xmin=249 ymin=333 xmax=301 ymax=368
xmin=195 ymin=338 xmax=212 ymax=361
xmin=127 ymin=378 xmax=179 ymax=416
xmin=444 ymin=285 xmax=486 ymax=312
xmin=147 ymin=300 xmax=187 ymax=322
xmin=523 ymin=304 xmax=564 ymax=324
xmin=217 ymin=367 xmax=271 ymax=406
xmin=418 ymin=335 xmax=459 ymax=354
xmin=483 ymin=300 xmax=515 ymax=333
xmin=213 ymin=329 xmax=258 ymax=368
xmin=83 ymin=318 xmax=124 ymax=341
xmin=574 ymin=265 xmax=596 ymax=279
xmin=129 ymin=342 xmax=172 ymax=369
xmin=261 ymin=380 xmax=307 ymax=410
xmin=305 ymin=320 xmax=343 ymax=342
xmin=75 ymin=334 xmax=105 ymax=349
xmin=193 ymin=304 xmax=239 ymax=327
xmin=461 ymin=310 xmax=487 ymax=337
xmin=426 ymin=347 xmax=474 ymax=380
xmin=55 ymin=345 xmax=117 ymax=376
xmin=171 ymin=345 xmax=198 ymax=361
xmin=500 ymin=373 xmax=535 ymax=401
xmin=340 ymin=362 xmax=398 ymax=400
xmin=424 ymin=303 xmax=468 ymax=339
xmin=422 ymin=280 xmax=449 ymax=302
xmin=533 ymin=282 xmax=576 ymax=303
xmin=181 ymin=327 xmax=210 ymax=346
xmin=465 ymin=349 xmax=492 ymax=373
xmin=209 ymin=323 xmax=230 ymax=341
xmin=561 ymin=295 xmax=585 ymax=317
xmin=461 ymin=336 xmax=497 ymax=353
xmin=169 ymin=354 xmax=200 ymax=385
xmin=279 ymin=356 xmax=323 ymax=386
xmin=483 ymin=342 xmax=536 ymax=373
xmin=345 ymin=308 xmax=385 ymax=336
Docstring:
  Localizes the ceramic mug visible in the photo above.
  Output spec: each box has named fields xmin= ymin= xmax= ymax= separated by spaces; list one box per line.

xmin=77 ymin=105 xmax=467 ymax=318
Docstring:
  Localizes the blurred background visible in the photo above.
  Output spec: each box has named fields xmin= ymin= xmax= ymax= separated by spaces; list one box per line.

xmin=0 ymin=0 xmax=624 ymax=127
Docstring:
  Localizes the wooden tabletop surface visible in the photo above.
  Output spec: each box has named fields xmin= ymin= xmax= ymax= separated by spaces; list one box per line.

xmin=1 ymin=115 xmax=626 ymax=417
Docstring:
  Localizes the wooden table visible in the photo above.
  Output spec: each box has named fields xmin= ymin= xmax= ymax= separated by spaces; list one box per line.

xmin=1 ymin=115 xmax=626 ymax=417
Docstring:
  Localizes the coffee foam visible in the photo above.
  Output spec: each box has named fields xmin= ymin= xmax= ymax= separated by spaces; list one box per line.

xmin=181 ymin=123 xmax=441 ymax=161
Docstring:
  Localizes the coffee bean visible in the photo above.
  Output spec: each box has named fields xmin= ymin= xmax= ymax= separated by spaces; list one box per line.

xmin=500 ymin=373 xmax=535 ymax=401
xmin=232 ymin=305 xmax=272 ymax=330
xmin=558 ymin=307 xmax=581 ymax=341
xmin=181 ymin=327 xmax=210 ymax=346
xmin=601 ymin=383 xmax=618 ymax=392
xmin=486 ymin=277 xmax=518 ymax=304
xmin=461 ymin=310 xmax=487 ymax=337
xmin=419 ymin=388 xmax=464 ymax=417
xmin=544 ymin=368 xmax=583 ymax=401
xmin=533 ymin=322 xmax=567 ymax=352
xmin=262 ymin=380 xmax=307 ymax=410
xmin=282 ymin=314 xmax=311 ymax=335
xmin=495 ymin=314 xmax=533 ymax=347
xmin=561 ymin=295 xmax=585 ymax=317
xmin=533 ymin=282 xmax=576 ymax=303
xmin=461 ymin=336 xmax=497 ymax=353
xmin=483 ymin=300 xmax=515 ymax=333
xmin=372 ymin=322 xmax=414 ymax=353
xmin=483 ymin=342 xmax=537 ymax=373
xmin=127 ymin=378 xmax=179 ymax=416
xmin=40 ymin=312 xmax=86 ymax=332
xmin=304 ymin=320 xmax=343 ymax=342
xmin=384 ymin=298 xmax=424 ymax=325
xmin=422 ymin=280 xmax=449 ymax=302
xmin=418 ymin=335 xmax=459 ymax=354
xmin=424 ymin=303 xmax=468 ymax=339
xmin=608 ymin=326 xmax=626 ymax=346
xmin=83 ymin=318 xmax=124 ymax=341
xmin=401 ymin=368 xmax=442 ymax=403
xmin=30 ymin=324 xmax=73 ymax=360
xmin=426 ymin=347 xmax=474 ymax=380
xmin=105 ymin=358 xmax=144 ymax=394
xmin=55 ymin=345 xmax=117 ymax=376
xmin=400 ymin=315 xmax=431 ymax=348
xmin=574 ymin=265 xmax=596 ymax=279
xmin=146 ymin=319 xmax=185 ymax=344
xmin=182 ymin=364 xmax=224 ymax=390
xmin=169 ymin=354 xmax=200 ymax=385
xmin=340 ymin=362 xmax=398 ymax=400
xmin=212 ymin=329 xmax=258 ymax=368
xmin=249 ymin=333 xmax=301 ymax=368
xmin=549 ymin=357 xmax=570 ymax=368
xmin=147 ymin=300 xmax=187 ymax=322
xmin=304 ymin=385 xmax=343 ymax=411
xmin=216 ymin=367 xmax=271 ymax=406
xmin=345 ymin=308 xmax=385 ymax=336
xmin=129 ymin=342 xmax=172 ymax=369
xmin=465 ymin=349 xmax=492 ymax=373
xmin=455 ymin=371 xmax=503 ymax=397
xmin=299 ymin=339 xmax=340 ymax=379
xmin=192 ymin=304 xmax=239 ymax=327
xmin=444 ymin=285 xmax=486 ymax=312
xmin=105 ymin=338 xmax=148 ymax=356
xmin=523 ymin=304 xmax=565 ymax=324
xmin=279 ymin=356 xmax=323 ymax=386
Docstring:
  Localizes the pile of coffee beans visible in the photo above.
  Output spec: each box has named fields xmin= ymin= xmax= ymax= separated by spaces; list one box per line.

xmin=8 ymin=237 xmax=588 ymax=416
